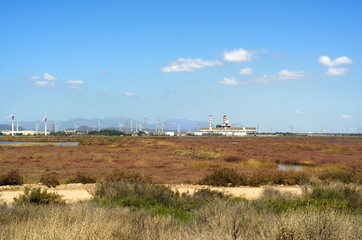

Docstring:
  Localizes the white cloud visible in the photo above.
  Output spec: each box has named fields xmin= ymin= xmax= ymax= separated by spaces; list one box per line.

xmin=223 ymin=48 xmax=256 ymax=62
xmin=319 ymin=56 xmax=352 ymax=67
xmin=30 ymin=76 xmax=40 ymax=79
xmin=43 ymin=72 xmax=57 ymax=80
xmin=341 ymin=114 xmax=352 ymax=119
xmin=218 ymin=77 xmax=247 ymax=86
xmin=67 ymin=80 xmax=84 ymax=84
xmin=249 ymin=70 xmax=307 ymax=85
xmin=34 ymin=81 xmax=56 ymax=87
xmin=161 ymin=58 xmax=222 ymax=72
xmin=238 ymin=67 xmax=253 ymax=75
xmin=295 ymin=110 xmax=303 ymax=115
xmin=101 ymin=69 xmax=107 ymax=73
xmin=124 ymin=91 xmax=135 ymax=96
xmin=276 ymin=70 xmax=307 ymax=81
xmin=325 ymin=67 xmax=350 ymax=76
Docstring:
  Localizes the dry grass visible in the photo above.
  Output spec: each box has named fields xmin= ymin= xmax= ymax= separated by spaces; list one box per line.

xmin=0 ymin=200 xmax=360 ymax=240
xmin=1 ymin=180 xmax=361 ymax=239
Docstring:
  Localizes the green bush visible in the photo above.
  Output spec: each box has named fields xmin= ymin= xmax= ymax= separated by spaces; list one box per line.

xmin=65 ymin=172 xmax=96 ymax=184
xmin=40 ymin=172 xmax=60 ymax=187
xmin=13 ymin=187 xmax=64 ymax=205
xmin=309 ymin=183 xmax=361 ymax=209
xmin=92 ymin=180 xmax=230 ymax=222
xmin=259 ymin=183 xmax=361 ymax=213
xmin=0 ymin=169 xmax=23 ymax=186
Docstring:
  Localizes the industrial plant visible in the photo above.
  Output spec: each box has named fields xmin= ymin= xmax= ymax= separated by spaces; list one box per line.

xmin=197 ymin=115 xmax=256 ymax=136
xmin=1 ymin=113 xmax=257 ymax=137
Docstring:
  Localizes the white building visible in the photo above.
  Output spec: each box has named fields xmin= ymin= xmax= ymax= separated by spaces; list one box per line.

xmin=165 ymin=131 xmax=175 ymax=136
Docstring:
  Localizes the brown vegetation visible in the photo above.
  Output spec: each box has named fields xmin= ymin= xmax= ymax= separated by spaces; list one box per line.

xmin=0 ymin=135 xmax=361 ymax=184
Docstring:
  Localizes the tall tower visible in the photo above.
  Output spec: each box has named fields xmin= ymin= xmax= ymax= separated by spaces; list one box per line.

xmin=209 ymin=115 xmax=212 ymax=131
xmin=44 ymin=113 xmax=48 ymax=136
xmin=144 ymin=116 xmax=148 ymax=132
xmin=11 ymin=114 xmax=14 ymax=136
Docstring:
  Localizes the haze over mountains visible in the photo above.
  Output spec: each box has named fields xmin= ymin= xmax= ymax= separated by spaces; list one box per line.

xmin=0 ymin=117 xmax=244 ymax=132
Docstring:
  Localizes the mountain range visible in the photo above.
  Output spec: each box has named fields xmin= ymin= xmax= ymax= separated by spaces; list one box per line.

xmin=0 ymin=117 xmax=244 ymax=132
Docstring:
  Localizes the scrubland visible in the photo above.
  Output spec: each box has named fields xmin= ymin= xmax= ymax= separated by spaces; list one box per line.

xmin=0 ymin=135 xmax=361 ymax=239
xmin=0 ymin=135 xmax=361 ymax=185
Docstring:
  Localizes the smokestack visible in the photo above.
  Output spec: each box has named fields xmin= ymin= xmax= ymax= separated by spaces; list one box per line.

xmin=45 ymin=115 xmax=47 ymax=136
xmin=223 ymin=115 xmax=226 ymax=125
xmin=209 ymin=115 xmax=212 ymax=131
xmin=11 ymin=115 xmax=14 ymax=136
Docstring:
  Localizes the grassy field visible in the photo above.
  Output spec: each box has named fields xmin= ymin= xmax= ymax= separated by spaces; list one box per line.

xmin=0 ymin=135 xmax=361 ymax=185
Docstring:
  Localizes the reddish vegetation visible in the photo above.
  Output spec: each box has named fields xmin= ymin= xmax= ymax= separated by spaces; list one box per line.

xmin=0 ymin=136 xmax=361 ymax=184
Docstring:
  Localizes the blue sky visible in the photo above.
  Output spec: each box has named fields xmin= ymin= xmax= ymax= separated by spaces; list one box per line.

xmin=0 ymin=0 xmax=361 ymax=133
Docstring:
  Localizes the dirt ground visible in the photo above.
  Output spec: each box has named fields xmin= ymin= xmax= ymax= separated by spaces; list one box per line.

xmin=0 ymin=183 xmax=303 ymax=204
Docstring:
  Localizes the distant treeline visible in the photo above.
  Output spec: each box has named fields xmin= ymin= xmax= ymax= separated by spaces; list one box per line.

xmin=88 ymin=130 xmax=126 ymax=136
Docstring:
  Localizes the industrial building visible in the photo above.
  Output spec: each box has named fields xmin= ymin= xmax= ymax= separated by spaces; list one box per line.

xmin=0 ymin=130 xmax=50 ymax=136
xmin=198 ymin=115 xmax=256 ymax=136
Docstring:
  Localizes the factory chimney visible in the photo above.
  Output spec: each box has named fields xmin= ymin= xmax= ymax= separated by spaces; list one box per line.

xmin=11 ymin=114 xmax=15 ymax=136
xmin=223 ymin=115 xmax=226 ymax=126
xmin=209 ymin=115 xmax=212 ymax=131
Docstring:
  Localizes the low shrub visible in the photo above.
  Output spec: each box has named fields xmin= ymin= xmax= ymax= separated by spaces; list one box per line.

xmin=224 ymin=155 xmax=242 ymax=163
xmin=39 ymin=172 xmax=60 ymax=187
xmin=13 ymin=187 xmax=64 ymax=205
xmin=317 ymin=169 xmax=361 ymax=184
xmin=92 ymin=180 xmax=230 ymax=222
xmin=0 ymin=169 xmax=23 ymax=186
xmin=260 ymin=186 xmax=299 ymax=201
xmin=309 ymin=183 xmax=361 ymax=209
xmin=196 ymin=169 xmax=244 ymax=187
xmin=105 ymin=170 xmax=152 ymax=183
xmin=197 ymin=169 xmax=308 ymax=187
xmin=259 ymin=183 xmax=361 ymax=213
xmin=65 ymin=172 xmax=96 ymax=184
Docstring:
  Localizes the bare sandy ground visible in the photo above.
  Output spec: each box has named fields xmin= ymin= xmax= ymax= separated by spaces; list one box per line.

xmin=0 ymin=183 xmax=303 ymax=204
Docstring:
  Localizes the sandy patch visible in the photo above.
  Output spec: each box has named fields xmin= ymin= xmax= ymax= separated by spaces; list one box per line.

xmin=0 ymin=183 xmax=303 ymax=204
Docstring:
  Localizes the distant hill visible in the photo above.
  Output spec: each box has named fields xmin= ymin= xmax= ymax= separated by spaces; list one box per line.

xmin=78 ymin=125 xmax=93 ymax=131
xmin=0 ymin=124 xmax=25 ymax=131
